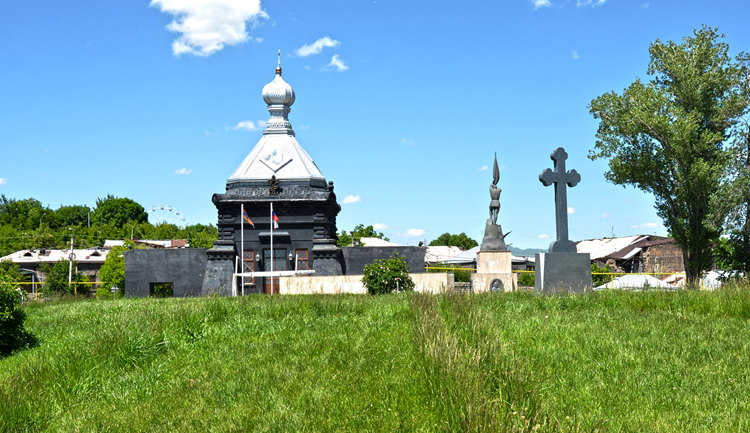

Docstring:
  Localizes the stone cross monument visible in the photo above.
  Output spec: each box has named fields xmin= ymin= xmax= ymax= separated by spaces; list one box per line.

xmin=534 ymin=147 xmax=592 ymax=295
xmin=539 ymin=147 xmax=580 ymax=253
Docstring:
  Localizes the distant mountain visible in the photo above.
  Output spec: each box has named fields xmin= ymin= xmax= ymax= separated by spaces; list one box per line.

xmin=507 ymin=246 xmax=546 ymax=257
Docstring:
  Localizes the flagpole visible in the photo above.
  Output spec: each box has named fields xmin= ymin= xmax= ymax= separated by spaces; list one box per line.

xmin=240 ymin=204 xmax=244 ymax=297
xmin=270 ymin=202 xmax=274 ymax=296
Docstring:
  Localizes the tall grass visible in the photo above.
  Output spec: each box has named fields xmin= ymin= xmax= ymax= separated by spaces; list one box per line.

xmin=3 ymin=286 xmax=750 ymax=431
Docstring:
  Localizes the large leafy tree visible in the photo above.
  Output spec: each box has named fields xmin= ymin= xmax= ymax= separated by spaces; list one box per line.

xmin=91 ymin=195 xmax=148 ymax=227
xmin=429 ymin=232 xmax=478 ymax=250
xmin=55 ymin=205 xmax=91 ymax=228
xmin=337 ymin=224 xmax=389 ymax=247
xmin=589 ymin=26 xmax=749 ymax=283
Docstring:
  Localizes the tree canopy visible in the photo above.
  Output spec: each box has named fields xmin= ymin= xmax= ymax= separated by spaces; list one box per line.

xmin=337 ymin=224 xmax=389 ymax=247
xmin=589 ymin=26 xmax=750 ymax=283
xmin=429 ymin=232 xmax=478 ymax=251
xmin=91 ymin=195 xmax=148 ymax=227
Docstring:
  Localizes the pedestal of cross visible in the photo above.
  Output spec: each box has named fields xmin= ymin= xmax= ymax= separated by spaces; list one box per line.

xmin=539 ymin=147 xmax=581 ymax=253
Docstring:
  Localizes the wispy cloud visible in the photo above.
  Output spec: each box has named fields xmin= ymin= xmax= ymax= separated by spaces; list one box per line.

xmin=296 ymin=36 xmax=339 ymax=57
xmin=530 ymin=0 xmax=552 ymax=9
xmin=571 ymin=50 xmax=579 ymax=59
xmin=478 ymin=165 xmax=488 ymax=172
xmin=175 ymin=168 xmax=192 ymax=175
xmin=342 ymin=194 xmax=361 ymax=204
xmin=227 ymin=120 xmax=258 ymax=131
xmin=640 ymin=2 xmax=649 ymax=8
xmin=537 ymin=234 xmax=550 ymax=239
xmin=373 ymin=223 xmax=389 ymax=230
xmin=568 ymin=207 xmax=575 ymax=214
xmin=601 ymin=212 xmax=609 ymax=218
xmin=326 ymin=55 xmax=348 ymax=72
xmin=150 ymin=0 xmax=268 ymax=57
xmin=630 ymin=222 xmax=658 ymax=229
xmin=576 ymin=0 xmax=606 ymax=6
xmin=0 ymin=178 xmax=6 ymax=185
xmin=400 ymin=138 xmax=414 ymax=146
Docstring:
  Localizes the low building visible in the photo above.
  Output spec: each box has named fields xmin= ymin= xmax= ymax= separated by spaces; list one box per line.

xmin=576 ymin=235 xmax=685 ymax=274
xmin=0 ymin=248 xmax=110 ymax=288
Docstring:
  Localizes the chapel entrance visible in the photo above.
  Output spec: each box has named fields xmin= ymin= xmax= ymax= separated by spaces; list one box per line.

xmin=263 ymin=248 xmax=287 ymax=294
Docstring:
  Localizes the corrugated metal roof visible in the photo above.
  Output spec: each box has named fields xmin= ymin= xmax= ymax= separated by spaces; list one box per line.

xmin=425 ymin=246 xmax=463 ymax=264
xmin=359 ymin=237 xmax=400 ymax=247
xmin=576 ymin=236 xmax=649 ymax=260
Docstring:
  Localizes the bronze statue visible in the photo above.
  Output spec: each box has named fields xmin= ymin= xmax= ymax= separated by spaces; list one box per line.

xmin=480 ymin=153 xmax=509 ymax=251
xmin=489 ymin=153 xmax=501 ymax=225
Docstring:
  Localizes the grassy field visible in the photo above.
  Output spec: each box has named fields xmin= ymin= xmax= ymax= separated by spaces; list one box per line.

xmin=2 ymin=288 xmax=750 ymax=432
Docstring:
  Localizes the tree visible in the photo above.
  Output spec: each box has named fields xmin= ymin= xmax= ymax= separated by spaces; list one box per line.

xmin=39 ymin=260 xmax=88 ymax=296
xmin=55 ymin=205 xmax=90 ymax=228
xmin=0 ymin=195 xmax=55 ymax=230
xmin=97 ymin=245 xmax=127 ymax=298
xmin=429 ymin=232 xmax=478 ymax=250
xmin=337 ymin=224 xmax=389 ymax=247
xmin=91 ymin=195 xmax=148 ymax=227
xmin=714 ymin=53 xmax=750 ymax=273
xmin=588 ymin=26 xmax=749 ymax=283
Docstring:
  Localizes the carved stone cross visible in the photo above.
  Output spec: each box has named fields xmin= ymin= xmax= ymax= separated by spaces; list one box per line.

xmin=539 ymin=147 xmax=581 ymax=253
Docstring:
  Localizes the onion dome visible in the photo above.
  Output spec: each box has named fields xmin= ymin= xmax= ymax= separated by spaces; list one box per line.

xmin=262 ymin=66 xmax=295 ymax=106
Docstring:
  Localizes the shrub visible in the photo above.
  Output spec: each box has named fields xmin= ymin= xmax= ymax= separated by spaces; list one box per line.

xmin=591 ymin=262 xmax=612 ymax=287
xmin=518 ymin=271 xmax=535 ymax=286
xmin=98 ymin=245 xmax=127 ymax=298
xmin=362 ymin=254 xmax=415 ymax=295
xmin=39 ymin=259 xmax=89 ymax=296
xmin=0 ymin=264 xmax=35 ymax=356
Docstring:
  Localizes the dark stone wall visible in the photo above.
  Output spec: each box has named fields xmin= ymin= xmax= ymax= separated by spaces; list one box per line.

xmin=124 ymin=249 xmax=207 ymax=297
xmin=341 ymin=246 xmax=426 ymax=275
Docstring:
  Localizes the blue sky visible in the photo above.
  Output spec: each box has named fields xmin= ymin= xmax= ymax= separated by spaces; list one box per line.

xmin=1 ymin=0 xmax=749 ymax=248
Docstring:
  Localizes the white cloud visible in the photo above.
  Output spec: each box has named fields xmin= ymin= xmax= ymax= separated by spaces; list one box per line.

xmin=568 ymin=207 xmax=575 ymax=214
xmin=295 ymin=37 xmax=339 ymax=57
xmin=373 ymin=223 xmax=389 ymax=230
xmin=257 ymin=119 xmax=267 ymax=130
xmin=640 ymin=2 xmax=650 ymax=8
xmin=571 ymin=50 xmax=579 ymax=59
xmin=342 ymin=194 xmax=361 ymax=204
xmin=537 ymin=234 xmax=550 ymax=239
xmin=150 ymin=0 xmax=268 ymax=57
xmin=175 ymin=168 xmax=192 ymax=175
xmin=478 ymin=165 xmax=488 ymax=172
xmin=404 ymin=228 xmax=426 ymax=237
xmin=530 ymin=0 xmax=552 ymax=9
xmin=326 ymin=55 xmax=349 ymax=72
xmin=601 ymin=212 xmax=609 ymax=218
xmin=0 ymin=178 xmax=6 ymax=185
xmin=205 ymin=131 xmax=211 ymax=135
xmin=630 ymin=222 xmax=658 ymax=229
xmin=576 ymin=0 xmax=606 ymax=6
xmin=400 ymin=138 xmax=414 ymax=146
xmin=228 ymin=120 xmax=258 ymax=131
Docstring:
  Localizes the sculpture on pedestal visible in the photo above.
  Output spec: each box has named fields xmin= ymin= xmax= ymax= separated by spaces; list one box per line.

xmin=480 ymin=153 xmax=509 ymax=251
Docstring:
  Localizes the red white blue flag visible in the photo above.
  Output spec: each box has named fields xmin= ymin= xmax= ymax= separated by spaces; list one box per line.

xmin=242 ymin=208 xmax=254 ymax=228
xmin=272 ymin=211 xmax=279 ymax=229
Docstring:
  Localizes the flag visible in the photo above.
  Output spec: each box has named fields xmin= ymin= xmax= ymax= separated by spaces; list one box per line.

xmin=272 ymin=211 xmax=279 ymax=229
xmin=242 ymin=208 xmax=254 ymax=228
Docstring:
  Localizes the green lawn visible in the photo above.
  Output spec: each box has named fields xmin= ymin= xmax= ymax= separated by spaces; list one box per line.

xmin=2 ymin=288 xmax=750 ymax=432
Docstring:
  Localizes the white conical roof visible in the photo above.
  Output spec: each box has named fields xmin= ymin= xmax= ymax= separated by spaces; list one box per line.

xmin=227 ymin=63 xmax=326 ymax=188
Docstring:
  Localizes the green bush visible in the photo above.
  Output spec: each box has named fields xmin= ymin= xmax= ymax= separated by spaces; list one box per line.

xmin=518 ymin=271 xmax=535 ymax=286
xmin=0 ymin=264 xmax=35 ymax=356
xmin=591 ymin=262 xmax=612 ymax=287
xmin=39 ymin=260 xmax=89 ymax=296
xmin=362 ymin=254 xmax=415 ymax=295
